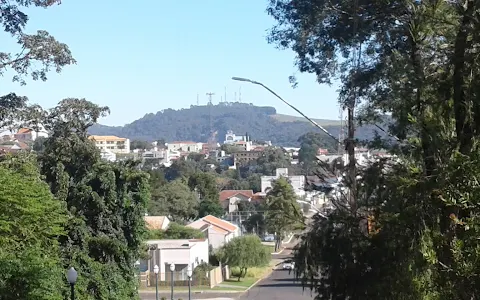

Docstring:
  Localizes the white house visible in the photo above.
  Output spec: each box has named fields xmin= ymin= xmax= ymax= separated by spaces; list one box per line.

xmin=141 ymin=239 xmax=209 ymax=281
xmin=166 ymin=141 xmax=203 ymax=153
xmin=187 ymin=215 xmax=239 ymax=250
xmin=100 ymin=149 xmax=116 ymax=162
xmin=224 ymin=130 xmax=246 ymax=144
xmin=88 ymin=135 xmax=131 ymax=154
xmin=219 ymin=190 xmax=255 ymax=213
xmin=261 ymin=168 xmax=306 ymax=197
xmin=14 ymin=126 xmax=48 ymax=141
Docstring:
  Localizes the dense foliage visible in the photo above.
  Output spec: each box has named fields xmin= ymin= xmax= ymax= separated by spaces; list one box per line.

xmin=268 ymin=0 xmax=480 ymax=299
xmin=89 ymin=102 xmax=378 ymax=146
xmin=39 ymin=99 xmax=150 ymax=299
xmin=0 ymin=154 xmax=66 ymax=300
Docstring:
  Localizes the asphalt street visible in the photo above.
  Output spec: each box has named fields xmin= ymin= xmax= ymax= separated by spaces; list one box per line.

xmin=237 ymin=247 xmax=314 ymax=300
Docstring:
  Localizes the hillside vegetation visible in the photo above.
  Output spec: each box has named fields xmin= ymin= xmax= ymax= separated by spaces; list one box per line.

xmin=89 ymin=102 xmax=377 ymax=146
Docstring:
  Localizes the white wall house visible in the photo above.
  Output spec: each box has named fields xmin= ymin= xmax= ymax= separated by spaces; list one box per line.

xmin=224 ymin=130 xmax=246 ymax=144
xmin=187 ymin=215 xmax=240 ymax=250
xmin=100 ymin=149 xmax=116 ymax=162
xmin=89 ymin=135 xmax=131 ymax=154
xmin=167 ymin=141 xmax=203 ymax=153
xmin=261 ymin=168 xmax=306 ymax=197
xmin=219 ymin=190 xmax=255 ymax=213
xmin=141 ymin=239 xmax=209 ymax=281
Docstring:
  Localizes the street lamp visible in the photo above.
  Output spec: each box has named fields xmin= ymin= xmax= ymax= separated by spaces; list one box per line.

xmin=134 ymin=260 xmax=140 ymax=290
xmin=169 ymin=263 xmax=175 ymax=300
xmin=66 ymin=267 xmax=78 ymax=300
xmin=231 ymin=77 xmax=339 ymax=143
xmin=153 ymin=265 xmax=159 ymax=300
xmin=187 ymin=265 xmax=193 ymax=300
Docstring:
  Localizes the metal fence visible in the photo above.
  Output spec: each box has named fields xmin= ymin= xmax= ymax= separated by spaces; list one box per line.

xmin=144 ymin=272 xmax=210 ymax=287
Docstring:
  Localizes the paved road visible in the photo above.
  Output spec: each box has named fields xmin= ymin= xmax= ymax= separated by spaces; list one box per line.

xmin=238 ymin=245 xmax=314 ymax=300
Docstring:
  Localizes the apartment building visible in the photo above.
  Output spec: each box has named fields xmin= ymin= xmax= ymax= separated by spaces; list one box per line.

xmin=88 ymin=135 xmax=130 ymax=154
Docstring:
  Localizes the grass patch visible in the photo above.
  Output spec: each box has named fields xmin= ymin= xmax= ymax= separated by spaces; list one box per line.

xmin=263 ymin=245 xmax=275 ymax=253
xmin=224 ymin=278 xmax=257 ymax=287
xmin=229 ymin=263 xmax=273 ymax=282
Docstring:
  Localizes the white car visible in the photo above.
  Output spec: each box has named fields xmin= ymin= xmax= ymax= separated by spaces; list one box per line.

xmin=282 ymin=262 xmax=294 ymax=270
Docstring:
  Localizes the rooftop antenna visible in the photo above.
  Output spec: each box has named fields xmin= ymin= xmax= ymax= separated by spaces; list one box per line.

xmin=196 ymin=93 xmax=199 ymax=105
xmin=239 ymin=87 xmax=242 ymax=102
xmin=234 ymin=92 xmax=237 ymax=102
xmin=224 ymin=86 xmax=227 ymax=103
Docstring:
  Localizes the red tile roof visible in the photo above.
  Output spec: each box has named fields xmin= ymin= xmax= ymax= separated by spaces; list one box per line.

xmin=219 ymin=190 xmax=254 ymax=202
xmin=16 ymin=128 xmax=32 ymax=134
xmin=203 ymin=215 xmax=238 ymax=232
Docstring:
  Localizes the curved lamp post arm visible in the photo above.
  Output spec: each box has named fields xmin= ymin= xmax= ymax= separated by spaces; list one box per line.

xmin=231 ymin=77 xmax=339 ymax=143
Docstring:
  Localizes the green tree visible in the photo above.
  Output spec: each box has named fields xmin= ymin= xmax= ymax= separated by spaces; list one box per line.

xmin=147 ymin=223 xmax=204 ymax=240
xmin=148 ymin=179 xmax=198 ymax=222
xmin=242 ymin=213 xmax=266 ymax=236
xmin=188 ymin=172 xmax=224 ymax=217
xmin=268 ymin=0 xmax=480 ymax=298
xmin=198 ymin=199 xmax=224 ymax=218
xmin=39 ymin=99 xmax=149 ymax=300
xmin=265 ymin=177 xmax=302 ymax=251
xmin=0 ymin=153 xmax=66 ymax=300
xmin=130 ymin=140 xmax=152 ymax=150
xmin=298 ymin=132 xmax=336 ymax=174
xmin=0 ymin=1 xmax=74 ymax=130
xmin=218 ymin=235 xmax=270 ymax=281
xmin=255 ymin=147 xmax=291 ymax=176
xmin=32 ymin=136 xmax=47 ymax=153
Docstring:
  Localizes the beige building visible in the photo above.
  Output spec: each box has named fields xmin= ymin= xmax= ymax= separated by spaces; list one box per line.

xmin=88 ymin=135 xmax=130 ymax=154
xmin=167 ymin=141 xmax=203 ymax=153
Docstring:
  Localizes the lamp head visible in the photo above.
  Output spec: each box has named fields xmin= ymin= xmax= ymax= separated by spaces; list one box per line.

xmin=153 ymin=265 xmax=159 ymax=274
xmin=67 ymin=267 xmax=78 ymax=284
xmin=169 ymin=263 xmax=175 ymax=272
xmin=187 ymin=265 xmax=193 ymax=278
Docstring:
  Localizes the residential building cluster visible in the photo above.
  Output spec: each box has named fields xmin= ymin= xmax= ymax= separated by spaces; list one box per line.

xmin=140 ymin=214 xmax=240 ymax=286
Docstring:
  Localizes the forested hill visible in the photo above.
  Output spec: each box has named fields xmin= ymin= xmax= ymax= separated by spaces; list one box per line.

xmin=89 ymin=102 xmax=379 ymax=146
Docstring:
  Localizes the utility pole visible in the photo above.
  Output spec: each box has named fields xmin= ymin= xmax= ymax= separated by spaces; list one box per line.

xmin=347 ymin=0 xmax=360 ymax=215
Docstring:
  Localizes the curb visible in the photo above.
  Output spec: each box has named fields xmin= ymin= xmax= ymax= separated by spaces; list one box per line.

xmin=271 ymin=247 xmax=285 ymax=255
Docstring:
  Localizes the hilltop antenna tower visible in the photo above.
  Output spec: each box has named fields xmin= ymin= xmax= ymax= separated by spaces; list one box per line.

xmin=196 ymin=93 xmax=199 ymax=105
xmin=206 ymin=92 xmax=214 ymax=105
xmin=206 ymin=92 xmax=215 ymax=139
xmin=239 ymin=87 xmax=242 ymax=102
xmin=224 ymin=87 xmax=227 ymax=103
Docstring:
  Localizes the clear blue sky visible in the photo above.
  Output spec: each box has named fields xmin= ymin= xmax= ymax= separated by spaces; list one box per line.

xmin=1 ymin=0 xmax=341 ymax=126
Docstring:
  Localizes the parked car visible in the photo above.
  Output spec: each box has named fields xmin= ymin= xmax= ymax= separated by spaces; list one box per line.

xmin=263 ymin=235 xmax=275 ymax=242
xmin=282 ymin=261 xmax=294 ymax=270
